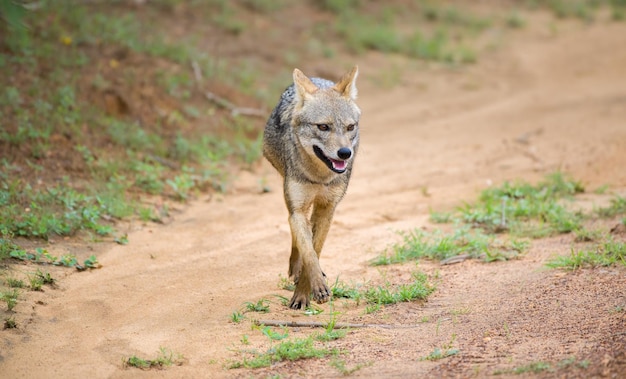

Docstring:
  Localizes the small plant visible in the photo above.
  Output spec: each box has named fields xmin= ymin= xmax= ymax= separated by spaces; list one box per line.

xmin=573 ymin=227 xmax=604 ymax=242
xmin=277 ymin=274 xmax=295 ymax=291
xmin=114 ymin=234 xmax=129 ymax=245
xmin=124 ymin=347 xmax=184 ymax=369
xmin=421 ymin=347 xmax=460 ymax=361
xmin=259 ymin=325 xmax=289 ymax=341
xmin=330 ymin=357 xmax=372 ymax=375
xmin=421 ymin=334 xmax=459 ymax=361
xmin=330 ymin=277 xmax=362 ymax=303
xmin=494 ymin=356 xmax=589 ymax=375
xmin=28 ymin=273 xmax=44 ymax=291
xmin=8 ymin=247 xmax=100 ymax=271
xmin=1 ymin=289 xmax=19 ymax=311
xmin=0 ymin=232 xmax=24 ymax=260
xmin=230 ymin=311 xmax=245 ymax=323
xmin=429 ymin=211 xmax=453 ymax=223
xmin=595 ymin=195 xmax=626 ymax=218
xmin=546 ymin=239 xmax=626 ymax=270
xmin=228 ymin=336 xmax=338 ymax=369
xmin=373 ymin=226 xmax=526 ymax=265
xmin=5 ymin=277 xmax=25 ymax=288
xmin=4 ymin=316 xmax=17 ymax=329
xmin=363 ymin=271 xmax=435 ymax=312
xmin=244 ymin=299 xmax=271 ymax=313
xmin=304 ymin=305 xmax=324 ymax=316
xmin=35 ymin=269 xmax=55 ymax=286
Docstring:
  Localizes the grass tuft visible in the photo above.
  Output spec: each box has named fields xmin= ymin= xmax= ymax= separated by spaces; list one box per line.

xmin=546 ymin=239 xmax=626 ymax=270
xmin=124 ymin=347 xmax=185 ymax=370
xmin=373 ymin=226 xmax=527 ymax=265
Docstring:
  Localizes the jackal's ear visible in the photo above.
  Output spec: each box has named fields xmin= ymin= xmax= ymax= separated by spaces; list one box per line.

xmin=293 ymin=68 xmax=318 ymax=108
xmin=333 ymin=66 xmax=358 ymax=100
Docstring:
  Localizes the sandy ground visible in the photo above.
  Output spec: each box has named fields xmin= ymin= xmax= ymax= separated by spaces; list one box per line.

xmin=2 ymin=18 xmax=626 ymax=379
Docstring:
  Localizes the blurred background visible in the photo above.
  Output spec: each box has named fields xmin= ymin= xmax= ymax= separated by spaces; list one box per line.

xmin=1 ymin=0 xmax=624 ymax=243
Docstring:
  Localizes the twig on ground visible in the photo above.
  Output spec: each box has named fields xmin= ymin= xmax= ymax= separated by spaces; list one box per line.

xmin=204 ymin=91 xmax=267 ymax=118
xmin=254 ymin=319 xmax=420 ymax=329
xmin=440 ymin=254 xmax=471 ymax=265
xmin=191 ymin=60 xmax=266 ymax=118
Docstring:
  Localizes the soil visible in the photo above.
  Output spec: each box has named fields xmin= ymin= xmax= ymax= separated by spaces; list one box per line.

xmin=2 ymin=7 xmax=626 ymax=379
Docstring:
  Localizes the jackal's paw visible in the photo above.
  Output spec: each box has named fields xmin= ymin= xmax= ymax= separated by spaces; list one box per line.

xmin=288 ymin=292 xmax=310 ymax=310
xmin=311 ymin=280 xmax=331 ymax=304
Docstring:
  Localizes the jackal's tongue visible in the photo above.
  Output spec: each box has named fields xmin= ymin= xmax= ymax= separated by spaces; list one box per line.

xmin=331 ymin=159 xmax=347 ymax=171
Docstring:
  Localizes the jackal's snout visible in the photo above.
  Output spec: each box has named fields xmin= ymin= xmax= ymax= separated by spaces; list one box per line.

xmin=337 ymin=147 xmax=352 ymax=160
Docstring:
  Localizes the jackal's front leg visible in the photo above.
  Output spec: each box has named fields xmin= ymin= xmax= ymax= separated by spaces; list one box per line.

xmin=287 ymin=211 xmax=330 ymax=309
xmin=311 ymin=201 xmax=336 ymax=259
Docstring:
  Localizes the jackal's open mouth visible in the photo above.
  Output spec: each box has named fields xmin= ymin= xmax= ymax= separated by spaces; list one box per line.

xmin=313 ymin=146 xmax=347 ymax=174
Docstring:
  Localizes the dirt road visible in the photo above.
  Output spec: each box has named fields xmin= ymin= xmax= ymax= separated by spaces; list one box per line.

xmin=2 ymin=19 xmax=626 ymax=378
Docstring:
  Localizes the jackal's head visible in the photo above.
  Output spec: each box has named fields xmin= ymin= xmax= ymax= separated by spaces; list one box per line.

xmin=291 ymin=66 xmax=361 ymax=175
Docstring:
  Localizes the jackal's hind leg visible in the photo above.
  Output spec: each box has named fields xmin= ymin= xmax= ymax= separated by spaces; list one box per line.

xmin=288 ymin=244 xmax=302 ymax=283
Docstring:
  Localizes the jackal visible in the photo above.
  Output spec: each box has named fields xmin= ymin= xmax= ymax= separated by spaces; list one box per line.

xmin=263 ymin=66 xmax=361 ymax=309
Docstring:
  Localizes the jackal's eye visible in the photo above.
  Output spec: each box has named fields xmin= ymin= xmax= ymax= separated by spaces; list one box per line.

xmin=316 ymin=124 xmax=330 ymax=131
xmin=346 ymin=123 xmax=356 ymax=132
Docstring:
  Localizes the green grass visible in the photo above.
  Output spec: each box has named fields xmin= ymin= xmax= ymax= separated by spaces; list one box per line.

xmin=228 ymin=335 xmax=339 ymax=369
xmin=4 ymin=316 xmax=17 ymax=329
xmin=0 ymin=2 xmax=265 ymax=255
xmin=335 ymin=8 xmax=480 ymax=64
xmin=373 ymin=226 xmax=527 ymax=265
xmin=5 ymin=277 xmax=25 ymax=289
xmin=124 ymin=347 xmax=185 ymax=369
xmin=457 ymin=172 xmax=585 ymax=237
xmin=8 ymin=246 xmax=100 ymax=271
xmin=329 ymin=357 xmax=372 ymax=375
xmin=525 ymin=0 xmax=626 ymax=22
xmin=244 ymin=299 xmax=271 ymax=313
xmin=1 ymin=288 xmax=19 ymax=311
xmin=330 ymin=277 xmax=363 ymax=303
xmin=380 ymin=172 xmax=626 ymax=267
xmin=421 ymin=347 xmax=460 ymax=361
xmin=546 ymin=239 xmax=626 ymax=269
xmin=594 ymin=196 xmax=626 ymax=218
xmin=363 ymin=271 xmax=435 ymax=313
xmin=493 ymin=356 xmax=589 ymax=375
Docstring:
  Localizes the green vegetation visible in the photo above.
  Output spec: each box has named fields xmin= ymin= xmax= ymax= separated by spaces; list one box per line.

xmin=373 ymin=226 xmax=527 ymax=265
xmin=4 ymin=316 xmax=17 ymax=329
xmin=27 ymin=269 xmax=55 ymax=291
xmin=420 ymin=334 xmax=459 ymax=361
xmin=330 ymin=357 xmax=373 ymax=375
xmin=333 ymin=4 xmax=484 ymax=64
xmin=124 ymin=347 xmax=185 ymax=370
xmin=1 ymin=288 xmax=19 ymax=311
xmin=363 ymin=271 xmax=435 ymax=313
xmin=546 ymin=239 xmax=626 ymax=269
xmin=379 ymin=172 xmax=626 ymax=268
xmin=0 ymin=1 xmax=264 ymax=255
xmin=228 ymin=334 xmax=339 ymax=369
xmin=7 ymin=244 xmax=99 ymax=271
xmin=493 ymin=356 xmax=589 ymax=375
xmin=229 ymin=309 xmax=346 ymax=370
xmin=421 ymin=347 xmax=460 ymax=361
xmin=457 ymin=172 xmax=585 ymax=237
xmin=228 ymin=315 xmax=346 ymax=369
